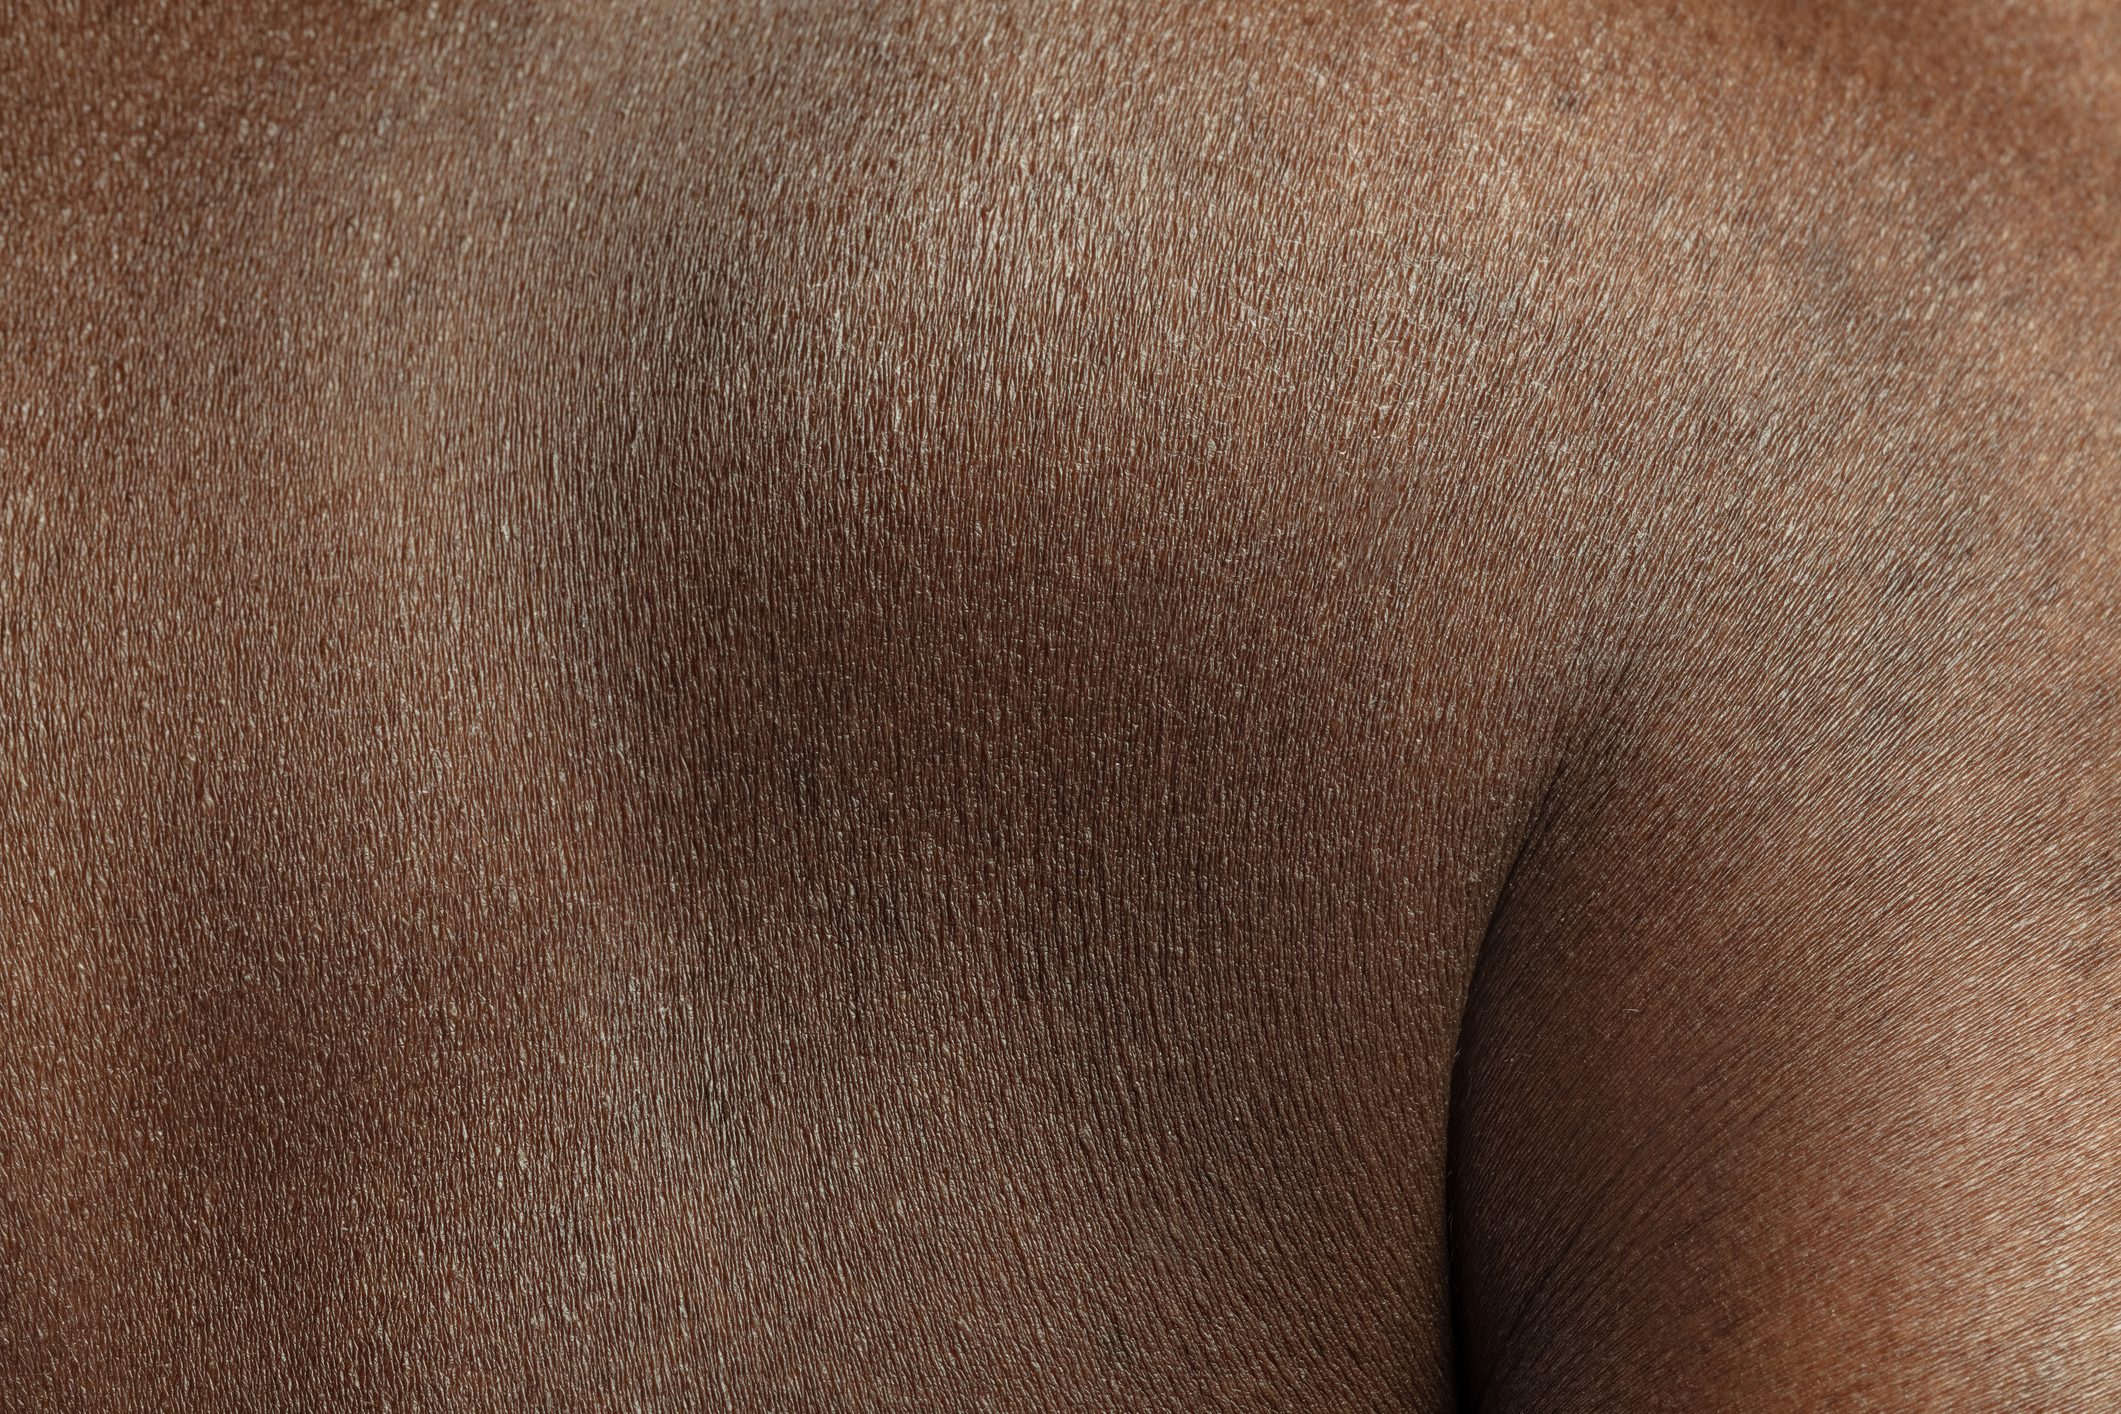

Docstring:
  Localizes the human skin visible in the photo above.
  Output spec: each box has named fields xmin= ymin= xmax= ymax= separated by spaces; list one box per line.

xmin=0 ymin=1 xmax=2116 ymax=1409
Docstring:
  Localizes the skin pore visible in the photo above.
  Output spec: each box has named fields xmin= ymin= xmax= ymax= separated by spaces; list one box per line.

xmin=1 ymin=2 xmax=2116 ymax=1409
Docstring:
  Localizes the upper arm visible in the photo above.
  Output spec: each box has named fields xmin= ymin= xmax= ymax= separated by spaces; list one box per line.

xmin=1446 ymin=4 xmax=2121 ymax=1400
xmin=1452 ymin=334 xmax=2121 ymax=1410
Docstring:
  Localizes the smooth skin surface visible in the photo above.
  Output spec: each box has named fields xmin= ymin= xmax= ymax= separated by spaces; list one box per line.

xmin=1 ymin=1 xmax=2116 ymax=1409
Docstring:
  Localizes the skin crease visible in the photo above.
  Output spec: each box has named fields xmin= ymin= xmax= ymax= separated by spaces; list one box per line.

xmin=0 ymin=0 xmax=2115 ymax=1409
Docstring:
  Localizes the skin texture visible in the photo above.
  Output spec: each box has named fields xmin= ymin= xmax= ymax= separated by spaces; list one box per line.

xmin=0 ymin=1 xmax=2115 ymax=1409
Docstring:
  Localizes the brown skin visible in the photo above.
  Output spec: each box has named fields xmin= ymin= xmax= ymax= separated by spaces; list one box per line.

xmin=1 ymin=2 xmax=2116 ymax=1409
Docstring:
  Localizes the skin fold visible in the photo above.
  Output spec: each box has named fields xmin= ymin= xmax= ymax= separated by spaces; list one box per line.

xmin=0 ymin=2 xmax=2115 ymax=1409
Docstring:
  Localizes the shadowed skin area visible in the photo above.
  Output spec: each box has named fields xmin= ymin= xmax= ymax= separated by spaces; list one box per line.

xmin=1 ymin=1 xmax=2117 ymax=1409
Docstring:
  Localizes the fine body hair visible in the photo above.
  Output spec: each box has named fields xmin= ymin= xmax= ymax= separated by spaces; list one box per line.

xmin=1 ymin=3 xmax=2117 ymax=1410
